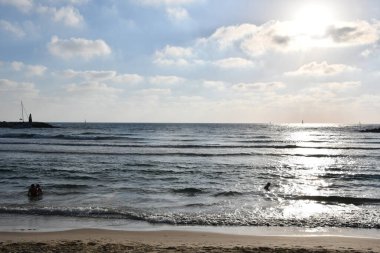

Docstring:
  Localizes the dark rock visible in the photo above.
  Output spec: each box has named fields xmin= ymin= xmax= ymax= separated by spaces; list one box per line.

xmin=0 ymin=121 xmax=56 ymax=128
xmin=359 ymin=128 xmax=380 ymax=133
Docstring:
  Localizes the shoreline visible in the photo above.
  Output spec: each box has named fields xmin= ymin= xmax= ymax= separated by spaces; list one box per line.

xmin=1 ymin=228 xmax=379 ymax=253
xmin=1 ymin=213 xmax=379 ymax=239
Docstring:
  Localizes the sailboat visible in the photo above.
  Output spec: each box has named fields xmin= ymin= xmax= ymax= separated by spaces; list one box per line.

xmin=0 ymin=101 xmax=54 ymax=128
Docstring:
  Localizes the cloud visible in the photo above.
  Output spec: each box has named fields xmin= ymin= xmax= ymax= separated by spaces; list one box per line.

xmin=36 ymin=5 xmax=84 ymax=27
xmin=135 ymin=0 xmax=199 ymax=23
xmin=66 ymin=81 xmax=121 ymax=98
xmin=154 ymin=20 xmax=377 ymax=66
xmin=26 ymin=65 xmax=47 ymax=76
xmin=202 ymin=80 xmax=225 ymax=91
xmin=326 ymin=21 xmax=379 ymax=45
xmin=154 ymin=45 xmax=195 ymax=66
xmin=0 ymin=1 xmax=84 ymax=27
xmin=200 ymin=23 xmax=257 ymax=50
xmin=149 ymin=75 xmax=185 ymax=85
xmin=48 ymin=36 xmax=111 ymax=60
xmin=137 ymin=0 xmax=200 ymax=7
xmin=320 ymin=81 xmax=361 ymax=90
xmin=193 ymin=20 xmax=380 ymax=58
xmin=113 ymin=74 xmax=144 ymax=84
xmin=52 ymin=6 xmax=84 ymax=27
xmin=11 ymin=61 xmax=24 ymax=71
xmin=62 ymin=69 xmax=116 ymax=80
xmin=0 ymin=20 xmax=26 ymax=37
xmin=62 ymin=69 xmax=144 ymax=84
xmin=0 ymin=78 xmax=38 ymax=96
xmin=136 ymin=88 xmax=171 ymax=96
xmin=9 ymin=61 xmax=47 ymax=76
xmin=361 ymin=49 xmax=372 ymax=58
xmin=0 ymin=0 xmax=33 ymax=12
xmin=54 ymin=0 xmax=89 ymax=5
xmin=285 ymin=61 xmax=359 ymax=76
xmin=166 ymin=7 xmax=189 ymax=22
xmin=232 ymin=82 xmax=285 ymax=92
xmin=213 ymin=57 xmax=254 ymax=69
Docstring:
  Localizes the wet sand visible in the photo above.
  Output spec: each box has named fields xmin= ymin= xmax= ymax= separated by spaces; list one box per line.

xmin=0 ymin=229 xmax=379 ymax=252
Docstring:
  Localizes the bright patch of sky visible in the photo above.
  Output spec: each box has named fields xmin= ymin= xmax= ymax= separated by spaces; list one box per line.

xmin=0 ymin=0 xmax=380 ymax=123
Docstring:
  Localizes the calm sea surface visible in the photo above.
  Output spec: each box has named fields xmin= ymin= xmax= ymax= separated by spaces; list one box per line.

xmin=0 ymin=123 xmax=379 ymax=229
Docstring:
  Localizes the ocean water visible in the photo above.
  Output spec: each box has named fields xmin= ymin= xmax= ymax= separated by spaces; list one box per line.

xmin=0 ymin=123 xmax=379 ymax=231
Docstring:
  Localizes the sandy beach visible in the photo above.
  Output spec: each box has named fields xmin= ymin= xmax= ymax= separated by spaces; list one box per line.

xmin=0 ymin=229 xmax=379 ymax=252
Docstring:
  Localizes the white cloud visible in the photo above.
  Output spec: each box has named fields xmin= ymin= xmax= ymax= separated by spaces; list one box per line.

xmin=166 ymin=7 xmax=189 ymax=22
xmin=154 ymin=45 xmax=194 ymax=66
xmin=11 ymin=61 xmax=24 ymax=71
xmin=9 ymin=61 xmax=47 ymax=76
xmin=52 ymin=6 xmax=84 ymax=27
xmin=36 ymin=5 xmax=84 ymax=27
xmin=26 ymin=65 xmax=47 ymax=76
xmin=156 ymin=20 xmax=376 ymax=67
xmin=48 ymin=36 xmax=111 ymax=60
xmin=0 ymin=20 xmax=25 ymax=37
xmin=137 ymin=0 xmax=200 ymax=7
xmin=0 ymin=78 xmax=38 ymax=96
xmin=66 ymin=81 xmax=121 ymax=97
xmin=213 ymin=57 xmax=255 ymax=69
xmin=113 ymin=74 xmax=144 ymax=84
xmin=135 ymin=0 xmax=198 ymax=24
xmin=200 ymin=23 xmax=257 ymax=50
xmin=53 ymin=0 xmax=89 ymax=5
xmin=63 ymin=69 xmax=117 ymax=80
xmin=320 ymin=81 xmax=361 ymax=90
xmin=0 ymin=1 xmax=84 ymax=27
xmin=62 ymin=69 xmax=144 ymax=84
xmin=149 ymin=75 xmax=185 ymax=85
xmin=285 ymin=61 xmax=359 ymax=76
xmin=195 ymin=20 xmax=380 ymax=58
xmin=0 ymin=0 xmax=33 ymax=12
xmin=361 ymin=49 xmax=372 ymax=58
xmin=232 ymin=82 xmax=285 ymax=92
xmin=203 ymin=80 xmax=225 ymax=91
xmin=137 ymin=88 xmax=171 ymax=96
xmin=326 ymin=21 xmax=379 ymax=45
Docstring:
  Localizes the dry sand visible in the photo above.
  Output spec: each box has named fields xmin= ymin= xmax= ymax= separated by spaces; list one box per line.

xmin=0 ymin=229 xmax=379 ymax=252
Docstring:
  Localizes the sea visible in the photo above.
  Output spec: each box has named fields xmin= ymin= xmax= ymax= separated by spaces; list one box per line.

xmin=0 ymin=123 xmax=379 ymax=235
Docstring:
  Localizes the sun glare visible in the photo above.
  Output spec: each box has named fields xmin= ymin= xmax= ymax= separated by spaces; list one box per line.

xmin=292 ymin=3 xmax=336 ymax=35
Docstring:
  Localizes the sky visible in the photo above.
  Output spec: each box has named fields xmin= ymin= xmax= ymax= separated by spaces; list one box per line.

xmin=0 ymin=0 xmax=380 ymax=123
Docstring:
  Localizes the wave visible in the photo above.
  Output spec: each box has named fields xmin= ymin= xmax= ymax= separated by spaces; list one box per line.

xmin=48 ymin=184 xmax=91 ymax=189
xmin=0 ymin=206 xmax=143 ymax=220
xmin=213 ymin=191 xmax=243 ymax=197
xmin=2 ymin=149 xmax=379 ymax=159
xmin=293 ymin=195 xmax=380 ymax=205
xmin=320 ymin=173 xmax=380 ymax=181
xmin=2 ymin=140 xmax=380 ymax=152
xmin=0 ymin=133 xmax=145 ymax=141
xmin=0 ymin=206 xmax=378 ymax=229
xmin=172 ymin=187 xmax=205 ymax=196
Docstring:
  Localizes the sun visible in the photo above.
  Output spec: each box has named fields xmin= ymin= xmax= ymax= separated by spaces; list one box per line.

xmin=292 ymin=3 xmax=336 ymax=36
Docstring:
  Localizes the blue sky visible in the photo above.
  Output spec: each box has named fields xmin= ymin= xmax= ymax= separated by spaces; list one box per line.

xmin=0 ymin=0 xmax=380 ymax=123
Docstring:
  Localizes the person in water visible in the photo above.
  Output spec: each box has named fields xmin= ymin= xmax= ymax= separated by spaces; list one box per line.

xmin=264 ymin=182 xmax=271 ymax=191
xmin=28 ymin=184 xmax=42 ymax=197
xmin=36 ymin=184 xmax=43 ymax=195
xmin=28 ymin=184 xmax=37 ymax=197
